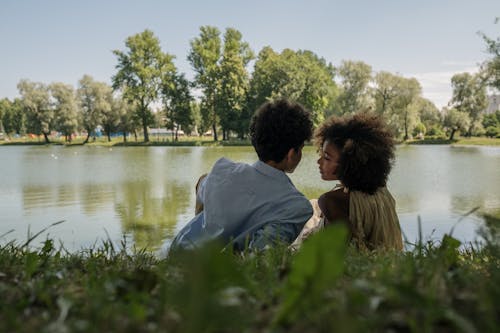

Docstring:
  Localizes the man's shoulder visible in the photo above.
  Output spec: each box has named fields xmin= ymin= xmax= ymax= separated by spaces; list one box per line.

xmin=212 ymin=157 xmax=251 ymax=173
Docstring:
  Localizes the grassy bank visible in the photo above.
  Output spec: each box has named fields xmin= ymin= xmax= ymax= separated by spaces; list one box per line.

xmin=406 ymin=137 xmax=500 ymax=146
xmin=3 ymin=135 xmax=500 ymax=147
xmin=1 ymin=215 xmax=499 ymax=333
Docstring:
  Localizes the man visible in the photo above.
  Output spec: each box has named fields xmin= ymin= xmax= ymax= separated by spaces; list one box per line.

xmin=170 ymin=99 xmax=313 ymax=251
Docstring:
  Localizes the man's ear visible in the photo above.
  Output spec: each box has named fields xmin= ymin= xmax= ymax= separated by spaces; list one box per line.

xmin=286 ymin=147 xmax=296 ymax=163
xmin=284 ymin=147 xmax=300 ymax=172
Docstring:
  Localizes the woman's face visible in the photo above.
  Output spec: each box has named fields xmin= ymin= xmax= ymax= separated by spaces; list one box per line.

xmin=317 ymin=140 xmax=340 ymax=181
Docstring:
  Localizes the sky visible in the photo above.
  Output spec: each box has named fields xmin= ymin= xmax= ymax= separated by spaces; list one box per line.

xmin=1 ymin=0 xmax=499 ymax=109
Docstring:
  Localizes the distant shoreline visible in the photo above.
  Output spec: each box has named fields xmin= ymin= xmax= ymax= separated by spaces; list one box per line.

xmin=1 ymin=137 xmax=499 ymax=147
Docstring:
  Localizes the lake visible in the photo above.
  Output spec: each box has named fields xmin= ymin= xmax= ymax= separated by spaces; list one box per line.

xmin=1 ymin=145 xmax=499 ymax=252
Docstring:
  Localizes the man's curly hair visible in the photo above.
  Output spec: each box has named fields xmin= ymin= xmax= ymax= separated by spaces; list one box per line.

xmin=314 ymin=112 xmax=395 ymax=194
xmin=250 ymin=99 xmax=313 ymax=163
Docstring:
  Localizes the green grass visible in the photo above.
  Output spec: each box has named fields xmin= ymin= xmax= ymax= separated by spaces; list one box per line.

xmin=1 ymin=217 xmax=499 ymax=332
xmin=406 ymin=136 xmax=500 ymax=146
xmin=0 ymin=135 xmax=255 ymax=147
xmin=3 ymin=134 xmax=500 ymax=148
xmin=454 ymin=137 xmax=500 ymax=146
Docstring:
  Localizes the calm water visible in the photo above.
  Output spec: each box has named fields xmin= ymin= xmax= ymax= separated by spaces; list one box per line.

xmin=1 ymin=145 xmax=499 ymax=252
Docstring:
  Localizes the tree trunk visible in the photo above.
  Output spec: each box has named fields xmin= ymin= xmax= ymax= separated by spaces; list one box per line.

xmin=403 ymin=109 xmax=409 ymax=141
xmin=212 ymin=123 xmax=218 ymax=141
xmin=43 ymin=132 xmax=50 ymax=143
xmin=449 ymin=128 xmax=456 ymax=141
xmin=83 ymin=132 xmax=90 ymax=144
xmin=142 ymin=121 xmax=149 ymax=142
xmin=123 ymin=132 xmax=127 ymax=143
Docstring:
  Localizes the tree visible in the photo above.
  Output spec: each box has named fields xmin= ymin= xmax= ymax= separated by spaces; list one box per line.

xmin=248 ymin=47 xmax=337 ymax=126
xmin=335 ymin=60 xmax=373 ymax=115
xmin=112 ymin=29 xmax=176 ymax=142
xmin=17 ymin=79 xmax=52 ymax=143
xmin=479 ymin=18 xmax=500 ymax=91
xmin=482 ymin=109 xmax=500 ymax=128
xmin=414 ymin=97 xmax=441 ymax=131
xmin=373 ymin=71 xmax=401 ymax=115
xmin=77 ymin=75 xmax=110 ymax=144
xmin=161 ymin=73 xmax=194 ymax=141
xmin=482 ymin=110 xmax=500 ymax=138
xmin=101 ymin=92 xmax=123 ymax=142
xmin=191 ymin=101 xmax=209 ymax=136
xmin=391 ymin=77 xmax=422 ymax=140
xmin=188 ymin=26 xmax=222 ymax=141
xmin=443 ymin=108 xmax=471 ymax=140
xmin=217 ymin=28 xmax=254 ymax=139
xmin=450 ymin=72 xmax=487 ymax=136
xmin=114 ymin=96 xmax=137 ymax=143
xmin=1 ymin=98 xmax=24 ymax=136
xmin=50 ymin=82 xmax=78 ymax=142
xmin=0 ymin=98 xmax=11 ymax=135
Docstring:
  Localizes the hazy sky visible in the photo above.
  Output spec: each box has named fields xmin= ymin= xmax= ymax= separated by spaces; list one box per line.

xmin=1 ymin=0 xmax=499 ymax=108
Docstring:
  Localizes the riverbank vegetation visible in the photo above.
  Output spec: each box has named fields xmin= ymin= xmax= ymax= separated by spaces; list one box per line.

xmin=1 ymin=22 xmax=499 ymax=145
xmin=1 ymin=214 xmax=499 ymax=332
xmin=2 ymin=133 xmax=500 ymax=147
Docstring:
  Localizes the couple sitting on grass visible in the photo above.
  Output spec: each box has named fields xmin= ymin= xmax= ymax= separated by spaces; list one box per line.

xmin=170 ymin=99 xmax=403 ymax=253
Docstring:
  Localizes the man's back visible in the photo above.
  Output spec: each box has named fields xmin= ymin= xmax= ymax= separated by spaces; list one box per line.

xmin=169 ymin=99 xmax=314 ymax=252
xmin=171 ymin=158 xmax=312 ymax=251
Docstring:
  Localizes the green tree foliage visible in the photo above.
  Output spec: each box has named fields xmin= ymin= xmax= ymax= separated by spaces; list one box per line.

xmin=373 ymin=73 xmax=426 ymax=139
xmin=450 ymin=72 xmax=488 ymax=136
xmin=112 ymin=29 xmax=176 ymax=142
xmin=1 ymin=98 xmax=25 ymax=136
xmin=412 ymin=122 xmax=426 ymax=138
xmin=482 ymin=109 xmax=500 ymax=128
xmin=77 ymin=75 xmax=111 ymax=144
xmin=373 ymin=71 xmax=402 ymax=115
xmin=335 ymin=60 xmax=373 ymax=115
xmin=50 ymin=82 xmax=78 ymax=142
xmin=414 ymin=97 xmax=441 ymax=131
xmin=114 ymin=96 xmax=137 ymax=142
xmin=191 ymin=101 xmax=209 ymax=136
xmin=249 ymin=47 xmax=337 ymax=126
xmin=391 ymin=77 xmax=422 ymax=140
xmin=17 ymin=79 xmax=52 ymax=143
xmin=483 ymin=110 xmax=500 ymax=138
xmin=161 ymin=73 xmax=195 ymax=140
xmin=479 ymin=18 xmax=500 ymax=91
xmin=443 ymin=107 xmax=471 ymax=140
xmin=0 ymin=98 xmax=11 ymax=135
xmin=188 ymin=26 xmax=222 ymax=141
xmin=217 ymin=28 xmax=254 ymax=139
xmin=101 ymin=93 xmax=123 ymax=142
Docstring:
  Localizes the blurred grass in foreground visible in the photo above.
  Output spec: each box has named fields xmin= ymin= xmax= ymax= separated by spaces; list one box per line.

xmin=0 ymin=217 xmax=499 ymax=332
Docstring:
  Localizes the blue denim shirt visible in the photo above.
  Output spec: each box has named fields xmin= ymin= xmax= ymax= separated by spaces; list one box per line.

xmin=170 ymin=158 xmax=313 ymax=251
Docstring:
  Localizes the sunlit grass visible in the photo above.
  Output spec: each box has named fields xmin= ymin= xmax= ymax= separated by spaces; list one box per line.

xmin=454 ymin=137 xmax=500 ymax=146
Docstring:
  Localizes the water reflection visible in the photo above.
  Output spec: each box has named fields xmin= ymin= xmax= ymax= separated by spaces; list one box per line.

xmin=0 ymin=145 xmax=498 ymax=251
xmin=115 ymin=180 xmax=191 ymax=250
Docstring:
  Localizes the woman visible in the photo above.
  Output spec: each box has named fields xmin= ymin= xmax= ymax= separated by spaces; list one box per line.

xmin=293 ymin=112 xmax=403 ymax=251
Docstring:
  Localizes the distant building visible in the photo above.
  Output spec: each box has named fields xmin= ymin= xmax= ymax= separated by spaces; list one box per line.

xmin=149 ymin=128 xmax=185 ymax=136
xmin=485 ymin=95 xmax=500 ymax=114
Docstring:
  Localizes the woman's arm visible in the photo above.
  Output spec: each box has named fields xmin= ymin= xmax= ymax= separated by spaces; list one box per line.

xmin=318 ymin=189 xmax=349 ymax=225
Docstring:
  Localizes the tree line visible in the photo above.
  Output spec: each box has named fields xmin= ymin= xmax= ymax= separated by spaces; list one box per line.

xmin=0 ymin=25 xmax=499 ymax=143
